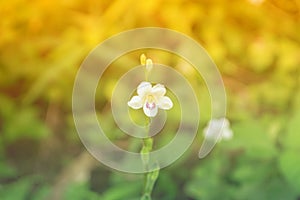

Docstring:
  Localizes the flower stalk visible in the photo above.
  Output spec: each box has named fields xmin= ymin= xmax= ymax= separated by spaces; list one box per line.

xmin=128 ymin=54 xmax=173 ymax=200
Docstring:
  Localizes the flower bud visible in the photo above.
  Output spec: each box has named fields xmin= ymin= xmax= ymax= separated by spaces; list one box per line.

xmin=146 ymin=58 xmax=153 ymax=72
xmin=140 ymin=54 xmax=146 ymax=65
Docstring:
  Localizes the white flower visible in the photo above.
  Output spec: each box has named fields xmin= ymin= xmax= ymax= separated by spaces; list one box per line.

xmin=203 ymin=118 xmax=233 ymax=142
xmin=128 ymin=82 xmax=173 ymax=117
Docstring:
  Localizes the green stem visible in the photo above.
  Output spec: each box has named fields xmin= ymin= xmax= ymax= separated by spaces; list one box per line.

xmin=140 ymin=118 xmax=160 ymax=200
xmin=141 ymin=59 xmax=159 ymax=200
xmin=141 ymin=166 xmax=159 ymax=200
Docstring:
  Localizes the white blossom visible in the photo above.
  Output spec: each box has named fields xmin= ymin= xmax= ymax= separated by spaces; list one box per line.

xmin=128 ymin=82 xmax=173 ymax=117
xmin=203 ymin=118 xmax=233 ymax=142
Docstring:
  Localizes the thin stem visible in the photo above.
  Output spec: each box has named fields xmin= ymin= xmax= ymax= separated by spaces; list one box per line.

xmin=141 ymin=165 xmax=160 ymax=200
xmin=140 ymin=117 xmax=160 ymax=200
xmin=140 ymin=55 xmax=158 ymax=200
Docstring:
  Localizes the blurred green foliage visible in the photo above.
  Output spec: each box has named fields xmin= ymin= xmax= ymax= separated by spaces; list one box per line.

xmin=1 ymin=0 xmax=300 ymax=199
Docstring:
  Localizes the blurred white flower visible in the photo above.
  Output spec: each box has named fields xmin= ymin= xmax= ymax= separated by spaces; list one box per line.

xmin=203 ymin=118 xmax=233 ymax=142
xmin=128 ymin=82 xmax=173 ymax=117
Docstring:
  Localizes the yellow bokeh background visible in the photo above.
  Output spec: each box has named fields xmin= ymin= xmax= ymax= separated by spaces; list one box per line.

xmin=1 ymin=0 xmax=300 ymax=199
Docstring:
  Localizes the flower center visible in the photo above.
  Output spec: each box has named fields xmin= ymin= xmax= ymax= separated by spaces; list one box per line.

xmin=145 ymin=95 xmax=156 ymax=110
xmin=146 ymin=102 xmax=156 ymax=110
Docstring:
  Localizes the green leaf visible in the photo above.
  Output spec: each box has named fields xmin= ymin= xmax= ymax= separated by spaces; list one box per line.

xmin=64 ymin=183 xmax=99 ymax=200
xmin=283 ymin=113 xmax=300 ymax=150
xmin=279 ymin=150 xmax=300 ymax=193
xmin=230 ymin=120 xmax=277 ymax=159
xmin=101 ymin=181 xmax=142 ymax=200
xmin=0 ymin=178 xmax=33 ymax=200
xmin=3 ymin=107 xmax=50 ymax=143
xmin=0 ymin=161 xmax=17 ymax=179
xmin=31 ymin=185 xmax=51 ymax=200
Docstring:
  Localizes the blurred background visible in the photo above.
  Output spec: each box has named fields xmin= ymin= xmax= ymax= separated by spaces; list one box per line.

xmin=1 ymin=0 xmax=300 ymax=199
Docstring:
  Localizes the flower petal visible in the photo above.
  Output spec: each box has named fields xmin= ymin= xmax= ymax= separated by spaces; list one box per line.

xmin=137 ymin=82 xmax=152 ymax=97
xmin=203 ymin=126 xmax=222 ymax=142
xmin=222 ymin=118 xmax=230 ymax=128
xmin=157 ymin=96 xmax=173 ymax=110
xmin=152 ymin=84 xmax=166 ymax=97
xmin=143 ymin=102 xmax=158 ymax=117
xmin=128 ymin=96 xmax=143 ymax=109
xmin=203 ymin=117 xmax=233 ymax=142
xmin=222 ymin=128 xmax=233 ymax=140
